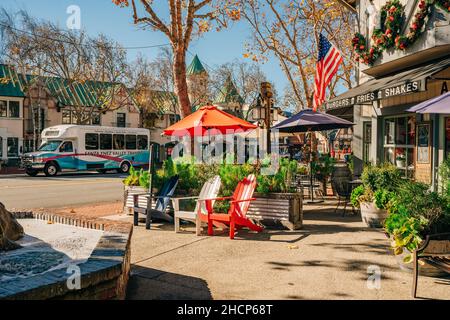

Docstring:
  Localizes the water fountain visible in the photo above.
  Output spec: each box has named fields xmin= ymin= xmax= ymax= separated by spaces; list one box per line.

xmin=0 ymin=203 xmax=132 ymax=300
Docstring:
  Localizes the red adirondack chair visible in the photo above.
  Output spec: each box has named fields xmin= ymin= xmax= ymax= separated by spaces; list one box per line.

xmin=198 ymin=174 xmax=263 ymax=239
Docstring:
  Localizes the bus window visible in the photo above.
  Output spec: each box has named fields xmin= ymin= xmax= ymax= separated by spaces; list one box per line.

xmin=60 ymin=141 xmax=73 ymax=153
xmin=126 ymin=135 xmax=137 ymax=150
xmin=100 ymin=134 xmax=113 ymax=150
xmin=86 ymin=133 xmax=99 ymax=150
xmin=113 ymin=134 xmax=125 ymax=150
xmin=137 ymin=135 xmax=148 ymax=150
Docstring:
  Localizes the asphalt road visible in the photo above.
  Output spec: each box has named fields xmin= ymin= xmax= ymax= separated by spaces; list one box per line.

xmin=0 ymin=172 xmax=127 ymax=210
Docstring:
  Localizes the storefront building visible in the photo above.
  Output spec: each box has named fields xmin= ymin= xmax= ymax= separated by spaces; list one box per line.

xmin=328 ymin=0 xmax=450 ymax=190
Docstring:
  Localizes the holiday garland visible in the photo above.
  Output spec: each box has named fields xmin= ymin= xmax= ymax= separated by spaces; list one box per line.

xmin=352 ymin=0 xmax=450 ymax=66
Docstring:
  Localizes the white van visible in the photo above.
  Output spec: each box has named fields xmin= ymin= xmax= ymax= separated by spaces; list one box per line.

xmin=21 ymin=125 xmax=150 ymax=176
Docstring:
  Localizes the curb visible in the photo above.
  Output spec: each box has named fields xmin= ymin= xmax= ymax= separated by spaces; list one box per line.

xmin=0 ymin=174 xmax=26 ymax=179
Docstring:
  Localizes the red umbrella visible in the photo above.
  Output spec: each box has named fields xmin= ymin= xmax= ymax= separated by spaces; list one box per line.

xmin=163 ymin=105 xmax=257 ymax=137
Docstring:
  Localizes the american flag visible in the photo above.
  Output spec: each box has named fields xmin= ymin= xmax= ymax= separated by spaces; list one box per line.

xmin=313 ymin=34 xmax=343 ymax=111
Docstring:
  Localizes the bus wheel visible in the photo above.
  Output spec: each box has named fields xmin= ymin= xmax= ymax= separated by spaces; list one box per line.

xmin=44 ymin=162 xmax=59 ymax=177
xmin=119 ymin=161 xmax=131 ymax=174
xmin=26 ymin=169 xmax=39 ymax=177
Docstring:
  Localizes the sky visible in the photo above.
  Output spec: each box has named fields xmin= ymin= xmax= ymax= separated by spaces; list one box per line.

xmin=0 ymin=0 xmax=288 ymax=94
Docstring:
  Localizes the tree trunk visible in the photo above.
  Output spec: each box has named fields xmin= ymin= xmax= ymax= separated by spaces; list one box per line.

xmin=0 ymin=203 xmax=24 ymax=251
xmin=173 ymin=48 xmax=191 ymax=118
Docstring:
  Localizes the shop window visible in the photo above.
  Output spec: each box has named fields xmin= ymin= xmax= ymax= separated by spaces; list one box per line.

xmin=383 ymin=115 xmax=416 ymax=179
xmin=7 ymin=137 xmax=19 ymax=158
xmin=0 ymin=137 xmax=2 ymax=158
xmin=8 ymin=101 xmax=20 ymax=118
xmin=0 ymin=100 xmax=7 ymax=117
xmin=363 ymin=122 xmax=372 ymax=164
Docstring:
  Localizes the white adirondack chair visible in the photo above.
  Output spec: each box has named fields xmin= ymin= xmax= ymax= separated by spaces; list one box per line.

xmin=172 ymin=175 xmax=221 ymax=235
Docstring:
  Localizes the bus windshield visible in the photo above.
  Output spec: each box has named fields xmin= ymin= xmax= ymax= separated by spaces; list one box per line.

xmin=38 ymin=140 xmax=62 ymax=152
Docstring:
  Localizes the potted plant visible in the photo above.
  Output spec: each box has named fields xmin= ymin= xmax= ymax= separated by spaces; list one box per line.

xmin=123 ymin=166 xmax=150 ymax=214
xmin=384 ymin=181 xmax=450 ymax=276
xmin=395 ymin=154 xmax=406 ymax=168
xmin=249 ymin=158 xmax=303 ymax=230
xmin=350 ymin=164 xmax=400 ymax=228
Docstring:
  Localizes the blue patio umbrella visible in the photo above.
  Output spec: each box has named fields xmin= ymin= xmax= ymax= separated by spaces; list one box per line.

xmin=407 ymin=92 xmax=450 ymax=114
xmin=272 ymin=108 xmax=354 ymax=204
xmin=272 ymin=108 xmax=354 ymax=133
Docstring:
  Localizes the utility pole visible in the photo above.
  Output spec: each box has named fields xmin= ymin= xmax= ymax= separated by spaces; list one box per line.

xmin=260 ymin=82 xmax=273 ymax=155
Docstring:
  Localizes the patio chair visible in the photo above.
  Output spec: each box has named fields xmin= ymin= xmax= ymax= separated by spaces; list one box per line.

xmin=172 ymin=175 xmax=222 ymax=236
xmin=133 ymin=175 xmax=179 ymax=229
xmin=198 ymin=174 xmax=263 ymax=240
xmin=412 ymin=232 xmax=450 ymax=298
xmin=331 ymin=178 xmax=352 ymax=217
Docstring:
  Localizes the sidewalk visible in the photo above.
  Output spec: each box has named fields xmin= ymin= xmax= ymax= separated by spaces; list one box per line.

xmin=0 ymin=167 xmax=25 ymax=178
xmin=106 ymin=202 xmax=449 ymax=300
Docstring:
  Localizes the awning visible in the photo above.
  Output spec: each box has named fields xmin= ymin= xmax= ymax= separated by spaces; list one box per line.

xmin=407 ymin=92 xmax=450 ymax=114
xmin=326 ymin=56 xmax=450 ymax=111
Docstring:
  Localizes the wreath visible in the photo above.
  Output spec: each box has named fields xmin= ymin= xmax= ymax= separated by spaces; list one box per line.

xmin=353 ymin=0 xmax=450 ymax=66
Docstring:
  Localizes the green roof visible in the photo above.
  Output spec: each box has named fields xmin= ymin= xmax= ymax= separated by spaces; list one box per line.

xmin=0 ymin=65 xmax=26 ymax=98
xmin=215 ymin=75 xmax=244 ymax=105
xmin=187 ymin=55 xmax=207 ymax=75
xmin=0 ymin=64 xmax=132 ymax=108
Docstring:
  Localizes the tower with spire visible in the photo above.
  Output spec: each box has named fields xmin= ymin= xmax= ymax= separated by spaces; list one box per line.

xmin=214 ymin=74 xmax=245 ymax=117
xmin=186 ymin=55 xmax=209 ymax=111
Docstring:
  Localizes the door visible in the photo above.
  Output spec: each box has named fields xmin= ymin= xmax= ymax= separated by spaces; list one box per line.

xmin=58 ymin=141 xmax=76 ymax=170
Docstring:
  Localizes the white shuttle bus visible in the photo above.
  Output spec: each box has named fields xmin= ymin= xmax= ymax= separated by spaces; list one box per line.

xmin=21 ymin=125 xmax=150 ymax=177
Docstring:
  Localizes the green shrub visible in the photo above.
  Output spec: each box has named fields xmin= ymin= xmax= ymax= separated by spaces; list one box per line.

xmin=123 ymin=166 xmax=150 ymax=188
xmin=384 ymin=181 xmax=450 ymax=262
xmin=373 ymin=189 xmax=394 ymax=210
xmin=350 ymin=185 xmax=364 ymax=208
xmin=361 ymin=164 xmax=402 ymax=192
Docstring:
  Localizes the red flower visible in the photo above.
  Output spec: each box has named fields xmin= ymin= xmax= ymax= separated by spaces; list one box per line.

xmin=359 ymin=45 xmax=365 ymax=50
xmin=389 ymin=15 xmax=395 ymax=22
xmin=419 ymin=1 xmax=425 ymax=9
xmin=385 ymin=29 xmax=392 ymax=34
xmin=412 ymin=22 xmax=418 ymax=30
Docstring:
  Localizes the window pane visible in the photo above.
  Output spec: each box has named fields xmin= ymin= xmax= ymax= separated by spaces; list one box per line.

xmin=113 ymin=134 xmax=125 ymax=150
xmin=100 ymin=134 xmax=112 ymax=150
xmin=126 ymin=135 xmax=137 ymax=150
xmin=0 ymin=101 xmax=6 ymax=117
xmin=85 ymin=133 xmax=99 ymax=150
xmin=137 ymin=135 xmax=148 ymax=150
xmin=92 ymin=112 xmax=101 ymax=125
xmin=0 ymin=137 xmax=3 ymax=158
xmin=60 ymin=141 xmax=73 ymax=153
xmin=62 ymin=109 xmax=71 ymax=124
xmin=395 ymin=117 xmax=407 ymax=145
xmin=407 ymin=116 xmax=416 ymax=145
xmin=8 ymin=101 xmax=20 ymax=118
xmin=116 ymin=113 xmax=126 ymax=128
xmin=7 ymin=138 xmax=19 ymax=157
xmin=384 ymin=119 xmax=395 ymax=144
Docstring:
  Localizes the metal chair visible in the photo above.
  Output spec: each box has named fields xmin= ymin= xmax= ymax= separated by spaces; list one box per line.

xmin=332 ymin=178 xmax=352 ymax=216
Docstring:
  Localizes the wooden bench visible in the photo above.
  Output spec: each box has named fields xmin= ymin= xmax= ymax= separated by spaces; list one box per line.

xmin=412 ymin=232 xmax=450 ymax=298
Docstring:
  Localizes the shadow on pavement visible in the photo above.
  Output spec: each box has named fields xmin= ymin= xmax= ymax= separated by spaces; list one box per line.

xmin=127 ymin=265 xmax=212 ymax=300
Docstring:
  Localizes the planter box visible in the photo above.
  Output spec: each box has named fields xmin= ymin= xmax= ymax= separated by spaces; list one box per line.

xmin=395 ymin=240 xmax=450 ymax=277
xmin=123 ymin=186 xmax=148 ymax=215
xmin=360 ymin=202 xmax=388 ymax=228
xmin=247 ymin=192 xmax=303 ymax=230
